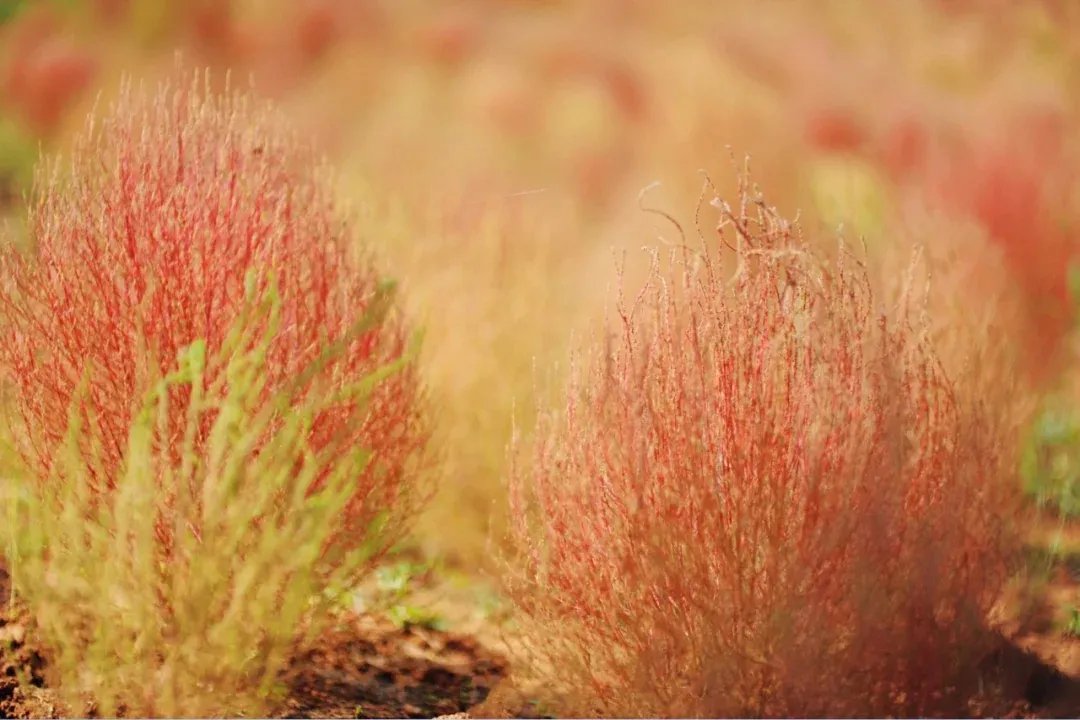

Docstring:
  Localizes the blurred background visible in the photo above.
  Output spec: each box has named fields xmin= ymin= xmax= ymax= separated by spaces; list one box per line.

xmin=1 ymin=0 xmax=1078 ymax=568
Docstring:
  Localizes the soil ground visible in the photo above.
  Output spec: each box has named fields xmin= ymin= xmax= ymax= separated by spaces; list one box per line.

xmin=277 ymin=613 xmax=509 ymax=719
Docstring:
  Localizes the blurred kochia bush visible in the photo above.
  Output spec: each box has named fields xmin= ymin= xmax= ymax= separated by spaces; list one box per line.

xmin=506 ymin=176 xmax=1022 ymax=717
xmin=0 ymin=75 xmax=428 ymax=714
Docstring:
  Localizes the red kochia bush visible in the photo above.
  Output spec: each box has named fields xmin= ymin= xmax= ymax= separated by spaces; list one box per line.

xmin=0 ymin=76 xmax=427 ymax=557
xmin=0 ymin=6 xmax=97 ymax=136
xmin=930 ymin=110 xmax=1079 ymax=379
xmin=507 ymin=178 xmax=1020 ymax=717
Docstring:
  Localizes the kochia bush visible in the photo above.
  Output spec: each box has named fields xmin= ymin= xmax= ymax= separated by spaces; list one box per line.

xmin=506 ymin=178 xmax=1020 ymax=717
xmin=0 ymin=76 xmax=428 ymax=564
xmin=3 ymin=280 xmax=411 ymax=716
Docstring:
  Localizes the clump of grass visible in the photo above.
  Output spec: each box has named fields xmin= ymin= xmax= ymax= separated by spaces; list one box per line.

xmin=2 ymin=276 xmax=417 ymax=716
xmin=505 ymin=174 xmax=1022 ymax=717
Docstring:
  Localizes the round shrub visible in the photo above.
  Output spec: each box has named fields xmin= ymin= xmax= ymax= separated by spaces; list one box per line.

xmin=0 ymin=74 xmax=429 ymax=715
xmin=0 ymin=76 xmax=427 ymax=555
xmin=506 ymin=177 xmax=1021 ymax=717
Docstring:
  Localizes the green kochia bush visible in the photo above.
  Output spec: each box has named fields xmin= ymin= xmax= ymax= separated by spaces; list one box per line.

xmin=2 ymin=275 xmax=418 ymax=717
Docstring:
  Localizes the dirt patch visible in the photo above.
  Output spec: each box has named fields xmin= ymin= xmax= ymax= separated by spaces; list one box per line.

xmin=0 ymin=602 xmax=57 ymax=720
xmin=278 ymin=614 xmax=508 ymax=719
xmin=965 ymin=635 xmax=1080 ymax=718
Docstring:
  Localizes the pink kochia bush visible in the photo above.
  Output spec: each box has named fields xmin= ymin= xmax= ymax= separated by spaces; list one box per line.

xmin=507 ymin=178 xmax=1020 ymax=717
xmin=0 ymin=76 xmax=427 ymax=562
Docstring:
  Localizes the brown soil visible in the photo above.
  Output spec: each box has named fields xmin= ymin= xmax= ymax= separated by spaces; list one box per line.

xmin=0 ymin=602 xmax=53 ymax=720
xmin=966 ymin=636 xmax=1080 ymax=718
xmin=277 ymin=614 xmax=508 ymax=719
xmin=0 ymin=565 xmax=9 ymax=606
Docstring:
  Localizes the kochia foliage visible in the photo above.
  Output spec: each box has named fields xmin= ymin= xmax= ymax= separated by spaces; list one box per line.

xmin=0 ymin=75 xmax=428 ymax=562
xmin=3 ymin=277 xmax=414 ymax=716
xmin=507 ymin=177 xmax=1020 ymax=717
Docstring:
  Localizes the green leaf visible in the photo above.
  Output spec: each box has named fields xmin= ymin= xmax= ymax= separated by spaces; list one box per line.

xmin=387 ymin=604 xmax=446 ymax=631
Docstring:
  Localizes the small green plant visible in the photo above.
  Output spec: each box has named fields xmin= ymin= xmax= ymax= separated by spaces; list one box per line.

xmin=1064 ymin=604 xmax=1080 ymax=638
xmin=1019 ymin=263 xmax=1080 ymax=517
xmin=376 ymin=560 xmax=431 ymax=597
xmin=387 ymin=603 xmax=446 ymax=631
xmin=1020 ymin=401 xmax=1080 ymax=516
xmin=366 ymin=558 xmax=446 ymax=629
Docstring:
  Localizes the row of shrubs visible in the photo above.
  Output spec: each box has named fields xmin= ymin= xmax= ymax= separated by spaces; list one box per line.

xmin=0 ymin=77 xmax=1028 ymax=717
